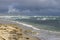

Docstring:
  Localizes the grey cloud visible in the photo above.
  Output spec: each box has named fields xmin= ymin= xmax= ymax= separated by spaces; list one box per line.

xmin=0 ymin=0 xmax=60 ymax=16
xmin=0 ymin=0 xmax=60 ymax=8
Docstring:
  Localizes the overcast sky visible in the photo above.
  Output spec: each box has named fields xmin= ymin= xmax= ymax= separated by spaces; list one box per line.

xmin=0 ymin=0 xmax=60 ymax=16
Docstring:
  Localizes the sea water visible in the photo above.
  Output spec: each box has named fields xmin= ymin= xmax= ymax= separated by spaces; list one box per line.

xmin=13 ymin=21 xmax=60 ymax=40
xmin=2 ymin=16 xmax=60 ymax=40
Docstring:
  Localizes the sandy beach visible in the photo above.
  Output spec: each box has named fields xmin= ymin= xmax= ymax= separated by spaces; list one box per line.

xmin=0 ymin=20 xmax=40 ymax=40
xmin=0 ymin=19 xmax=60 ymax=40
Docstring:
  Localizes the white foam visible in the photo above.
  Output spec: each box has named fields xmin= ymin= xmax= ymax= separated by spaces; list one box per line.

xmin=11 ymin=21 xmax=60 ymax=40
xmin=14 ymin=21 xmax=40 ymax=30
xmin=11 ymin=21 xmax=60 ymax=33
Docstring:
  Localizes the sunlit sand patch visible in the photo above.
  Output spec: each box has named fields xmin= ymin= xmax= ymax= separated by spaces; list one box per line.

xmin=0 ymin=24 xmax=40 ymax=40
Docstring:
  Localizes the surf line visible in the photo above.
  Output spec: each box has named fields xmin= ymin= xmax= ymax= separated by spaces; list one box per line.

xmin=12 ymin=21 xmax=40 ymax=30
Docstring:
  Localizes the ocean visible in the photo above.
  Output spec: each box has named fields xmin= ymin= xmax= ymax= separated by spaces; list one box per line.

xmin=14 ymin=16 xmax=60 ymax=32
xmin=1 ymin=16 xmax=60 ymax=40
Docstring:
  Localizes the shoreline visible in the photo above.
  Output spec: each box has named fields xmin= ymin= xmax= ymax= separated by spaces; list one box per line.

xmin=11 ymin=20 xmax=60 ymax=33
xmin=0 ymin=20 xmax=60 ymax=40
xmin=11 ymin=21 xmax=60 ymax=40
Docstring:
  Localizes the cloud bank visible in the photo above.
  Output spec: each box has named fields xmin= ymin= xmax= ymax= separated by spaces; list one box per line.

xmin=0 ymin=0 xmax=60 ymax=16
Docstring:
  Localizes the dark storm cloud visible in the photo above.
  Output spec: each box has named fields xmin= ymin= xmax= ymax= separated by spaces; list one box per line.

xmin=0 ymin=0 xmax=60 ymax=16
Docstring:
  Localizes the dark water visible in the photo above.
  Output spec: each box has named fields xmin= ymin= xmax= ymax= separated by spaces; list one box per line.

xmin=8 ymin=16 xmax=60 ymax=40
xmin=14 ymin=16 xmax=60 ymax=31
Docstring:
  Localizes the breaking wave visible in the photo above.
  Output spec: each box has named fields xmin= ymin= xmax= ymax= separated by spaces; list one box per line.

xmin=11 ymin=21 xmax=60 ymax=40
